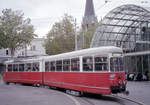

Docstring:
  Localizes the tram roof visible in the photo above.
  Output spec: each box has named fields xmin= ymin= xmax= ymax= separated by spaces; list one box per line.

xmin=5 ymin=46 xmax=122 ymax=64
xmin=43 ymin=46 xmax=122 ymax=61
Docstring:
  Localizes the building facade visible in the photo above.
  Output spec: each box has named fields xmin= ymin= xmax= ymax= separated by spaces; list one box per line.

xmin=0 ymin=38 xmax=46 ymax=57
xmin=0 ymin=38 xmax=46 ymax=74
xmin=16 ymin=38 xmax=46 ymax=57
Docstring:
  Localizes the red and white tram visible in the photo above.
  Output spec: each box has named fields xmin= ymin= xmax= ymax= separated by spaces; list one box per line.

xmin=3 ymin=46 xmax=127 ymax=95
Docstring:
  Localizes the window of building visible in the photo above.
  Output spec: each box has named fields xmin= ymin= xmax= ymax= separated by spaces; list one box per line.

xmin=32 ymin=62 xmax=39 ymax=72
xmin=19 ymin=64 xmax=24 ymax=72
xmin=30 ymin=45 xmax=36 ymax=51
xmin=50 ymin=61 xmax=55 ymax=71
xmin=83 ymin=57 xmax=93 ymax=71
xmin=71 ymin=58 xmax=80 ymax=72
xmin=45 ymin=62 xmax=49 ymax=72
xmin=33 ymin=45 xmax=36 ymax=51
xmin=22 ymin=51 xmax=24 ymax=56
xmin=94 ymin=57 xmax=108 ymax=71
xmin=6 ymin=50 xmax=9 ymax=55
xmin=63 ymin=59 xmax=70 ymax=71
xmin=8 ymin=64 xmax=12 ymax=72
xmin=56 ymin=60 xmax=62 ymax=71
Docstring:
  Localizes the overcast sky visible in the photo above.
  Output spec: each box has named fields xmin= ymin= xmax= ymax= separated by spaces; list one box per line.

xmin=0 ymin=0 xmax=149 ymax=37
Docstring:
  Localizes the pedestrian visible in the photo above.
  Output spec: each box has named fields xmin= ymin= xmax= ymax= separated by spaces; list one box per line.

xmin=145 ymin=70 xmax=149 ymax=81
xmin=142 ymin=74 xmax=147 ymax=81
xmin=133 ymin=73 xmax=137 ymax=81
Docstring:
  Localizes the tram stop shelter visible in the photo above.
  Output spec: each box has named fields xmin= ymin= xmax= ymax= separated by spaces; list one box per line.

xmin=91 ymin=4 xmax=150 ymax=79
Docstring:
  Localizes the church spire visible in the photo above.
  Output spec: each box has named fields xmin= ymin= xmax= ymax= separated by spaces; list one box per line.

xmin=82 ymin=0 xmax=98 ymax=31
xmin=84 ymin=0 xmax=95 ymax=17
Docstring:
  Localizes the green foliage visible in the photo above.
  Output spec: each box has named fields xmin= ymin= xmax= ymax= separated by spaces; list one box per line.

xmin=45 ymin=14 xmax=75 ymax=55
xmin=0 ymin=9 xmax=36 ymax=56
xmin=84 ymin=24 xmax=99 ymax=48
xmin=78 ymin=23 xmax=99 ymax=49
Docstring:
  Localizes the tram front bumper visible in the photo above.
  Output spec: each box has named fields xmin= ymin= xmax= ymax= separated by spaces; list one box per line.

xmin=111 ymin=85 xmax=126 ymax=94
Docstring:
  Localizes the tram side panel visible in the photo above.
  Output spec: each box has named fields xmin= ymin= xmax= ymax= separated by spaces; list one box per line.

xmin=4 ymin=72 xmax=43 ymax=85
xmin=4 ymin=62 xmax=43 ymax=85
xmin=43 ymin=72 xmax=122 ymax=95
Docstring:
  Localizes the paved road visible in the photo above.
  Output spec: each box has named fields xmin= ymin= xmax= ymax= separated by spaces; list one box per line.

xmin=118 ymin=81 xmax=150 ymax=105
xmin=0 ymin=79 xmax=121 ymax=105
xmin=1 ymin=79 xmax=149 ymax=105
xmin=0 ymin=80 xmax=75 ymax=105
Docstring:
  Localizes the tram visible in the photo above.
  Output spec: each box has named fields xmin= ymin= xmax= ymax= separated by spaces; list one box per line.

xmin=3 ymin=46 xmax=127 ymax=95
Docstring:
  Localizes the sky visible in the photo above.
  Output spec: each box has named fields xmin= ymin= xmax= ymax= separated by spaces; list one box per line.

xmin=0 ymin=0 xmax=150 ymax=38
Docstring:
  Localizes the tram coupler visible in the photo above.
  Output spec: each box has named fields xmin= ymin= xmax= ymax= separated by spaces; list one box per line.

xmin=123 ymin=90 xmax=129 ymax=96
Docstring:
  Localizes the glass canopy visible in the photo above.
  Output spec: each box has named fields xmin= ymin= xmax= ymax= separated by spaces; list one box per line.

xmin=91 ymin=4 xmax=150 ymax=51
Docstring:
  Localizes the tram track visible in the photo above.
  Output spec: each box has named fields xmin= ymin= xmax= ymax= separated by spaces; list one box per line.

xmin=111 ymin=95 xmax=146 ymax=105
xmin=74 ymin=94 xmax=146 ymax=105
xmin=74 ymin=93 xmax=119 ymax=105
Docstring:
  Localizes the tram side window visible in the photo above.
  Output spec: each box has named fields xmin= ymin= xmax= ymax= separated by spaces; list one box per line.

xmin=56 ymin=60 xmax=62 ymax=71
xmin=45 ymin=62 xmax=50 ymax=72
xmin=63 ymin=59 xmax=70 ymax=71
xmin=8 ymin=64 xmax=12 ymax=72
xmin=50 ymin=61 xmax=55 ymax=71
xmin=94 ymin=57 xmax=108 ymax=71
xmin=71 ymin=58 xmax=80 ymax=72
xmin=13 ymin=64 xmax=18 ymax=72
xmin=19 ymin=64 xmax=24 ymax=72
xmin=25 ymin=63 xmax=32 ymax=72
xmin=32 ymin=62 xmax=39 ymax=72
xmin=83 ymin=57 xmax=93 ymax=71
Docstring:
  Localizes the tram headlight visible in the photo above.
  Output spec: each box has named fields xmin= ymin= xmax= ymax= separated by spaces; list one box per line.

xmin=118 ymin=80 xmax=126 ymax=85
xmin=118 ymin=80 xmax=122 ymax=85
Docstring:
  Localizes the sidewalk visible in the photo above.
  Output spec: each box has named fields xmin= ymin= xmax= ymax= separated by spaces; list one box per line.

xmin=118 ymin=81 xmax=150 ymax=105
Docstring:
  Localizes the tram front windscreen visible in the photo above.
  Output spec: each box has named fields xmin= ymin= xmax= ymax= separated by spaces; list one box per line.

xmin=110 ymin=57 xmax=124 ymax=72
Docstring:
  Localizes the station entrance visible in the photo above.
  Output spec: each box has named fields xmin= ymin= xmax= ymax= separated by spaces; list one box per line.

xmin=124 ymin=53 xmax=150 ymax=74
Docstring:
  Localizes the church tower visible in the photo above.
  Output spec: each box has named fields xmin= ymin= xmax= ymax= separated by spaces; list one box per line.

xmin=77 ymin=0 xmax=98 ymax=49
xmin=82 ymin=0 xmax=98 ymax=31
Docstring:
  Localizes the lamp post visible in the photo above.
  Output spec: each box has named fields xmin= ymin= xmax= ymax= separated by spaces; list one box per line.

xmin=23 ymin=36 xmax=27 ymax=57
xmin=24 ymin=42 xmax=27 ymax=57
xmin=75 ymin=18 xmax=78 ymax=51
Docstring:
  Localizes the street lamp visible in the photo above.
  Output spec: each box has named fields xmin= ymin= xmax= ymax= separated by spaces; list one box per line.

xmin=74 ymin=18 xmax=78 ymax=51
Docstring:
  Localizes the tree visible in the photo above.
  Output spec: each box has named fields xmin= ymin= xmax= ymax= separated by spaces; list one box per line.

xmin=0 ymin=9 xmax=36 ymax=56
xmin=78 ymin=23 xmax=99 ymax=49
xmin=45 ymin=14 xmax=75 ymax=55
